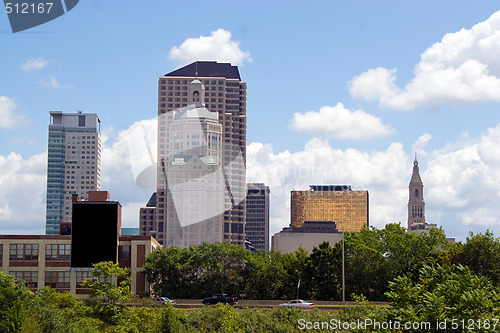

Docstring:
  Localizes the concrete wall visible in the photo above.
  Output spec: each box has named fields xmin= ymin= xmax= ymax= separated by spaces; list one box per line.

xmin=271 ymin=232 xmax=343 ymax=254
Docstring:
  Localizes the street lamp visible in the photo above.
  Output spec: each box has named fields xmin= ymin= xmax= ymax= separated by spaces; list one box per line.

xmin=341 ymin=220 xmax=345 ymax=303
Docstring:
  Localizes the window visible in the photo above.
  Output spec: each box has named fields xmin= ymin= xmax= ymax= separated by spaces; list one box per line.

xmin=10 ymin=244 xmax=38 ymax=261
xmin=0 ymin=244 xmax=2 ymax=260
xmin=46 ymin=244 xmax=71 ymax=261
xmin=76 ymin=272 xmax=112 ymax=286
xmin=10 ymin=271 xmax=38 ymax=288
xmin=76 ymin=270 xmax=91 ymax=287
xmin=45 ymin=271 xmax=70 ymax=289
xmin=121 ymin=245 xmax=130 ymax=260
xmin=78 ymin=115 xmax=86 ymax=127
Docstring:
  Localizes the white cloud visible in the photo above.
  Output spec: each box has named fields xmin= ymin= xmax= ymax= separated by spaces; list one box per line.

xmin=99 ymin=118 xmax=157 ymax=227
xmin=412 ymin=133 xmax=432 ymax=156
xmin=349 ymin=67 xmax=400 ymax=102
xmin=21 ymin=57 xmax=48 ymax=71
xmin=121 ymin=201 xmax=145 ymax=228
xmin=101 ymin=118 xmax=157 ymax=189
xmin=425 ymin=124 xmax=500 ymax=216
xmin=4 ymin=118 xmax=500 ymax=241
xmin=38 ymin=75 xmax=61 ymax=88
xmin=169 ymin=29 xmax=252 ymax=66
xmin=247 ymin=138 xmax=410 ymax=235
xmin=0 ymin=118 xmax=157 ymax=234
xmin=289 ymin=103 xmax=393 ymax=139
xmin=349 ymin=10 xmax=500 ymax=110
xmin=249 ymin=123 xmax=500 ymax=240
xmin=0 ymin=96 xmax=27 ymax=128
xmin=0 ymin=152 xmax=47 ymax=234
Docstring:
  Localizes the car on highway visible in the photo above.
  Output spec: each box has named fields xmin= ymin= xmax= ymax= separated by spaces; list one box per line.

xmin=154 ymin=297 xmax=176 ymax=305
xmin=279 ymin=300 xmax=314 ymax=307
xmin=202 ymin=294 xmax=238 ymax=305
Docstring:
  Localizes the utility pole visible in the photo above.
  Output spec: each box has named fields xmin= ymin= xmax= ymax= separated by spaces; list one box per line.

xmin=341 ymin=220 xmax=345 ymax=303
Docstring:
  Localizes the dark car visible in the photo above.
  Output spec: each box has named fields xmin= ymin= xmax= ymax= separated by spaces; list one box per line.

xmin=202 ymin=293 xmax=238 ymax=305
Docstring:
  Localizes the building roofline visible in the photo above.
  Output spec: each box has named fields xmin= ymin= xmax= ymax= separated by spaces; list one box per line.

xmin=0 ymin=235 xmax=71 ymax=240
xmin=164 ymin=61 xmax=241 ymax=80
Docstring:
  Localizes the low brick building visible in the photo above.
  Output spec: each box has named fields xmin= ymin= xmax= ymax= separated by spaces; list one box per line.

xmin=0 ymin=234 xmax=160 ymax=296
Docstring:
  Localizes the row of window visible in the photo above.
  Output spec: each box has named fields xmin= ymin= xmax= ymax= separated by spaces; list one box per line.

xmin=161 ymin=79 xmax=238 ymax=86
xmin=8 ymin=244 xmax=69 ymax=261
xmin=5 ymin=244 xmax=132 ymax=262
xmin=10 ymin=271 xmax=112 ymax=289
xmin=70 ymin=135 xmax=96 ymax=140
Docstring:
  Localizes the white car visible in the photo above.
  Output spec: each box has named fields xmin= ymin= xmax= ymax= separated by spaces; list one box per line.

xmin=154 ymin=297 xmax=176 ymax=305
xmin=279 ymin=300 xmax=314 ymax=307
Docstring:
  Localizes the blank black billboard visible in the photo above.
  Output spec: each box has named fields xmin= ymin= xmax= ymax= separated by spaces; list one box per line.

xmin=71 ymin=202 xmax=119 ymax=268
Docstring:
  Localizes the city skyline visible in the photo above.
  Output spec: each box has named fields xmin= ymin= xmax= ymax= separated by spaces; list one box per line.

xmin=2 ymin=2 xmax=500 ymax=241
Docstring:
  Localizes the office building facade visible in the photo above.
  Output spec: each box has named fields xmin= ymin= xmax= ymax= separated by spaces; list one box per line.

xmin=148 ymin=61 xmax=247 ymax=247
xmin=46 ymin=111 xmax=101 ymax=235
xmin=245 ymin=183 xmax=270 ymax=251
xmin=290 ymin=185 xmax=369 ymax=232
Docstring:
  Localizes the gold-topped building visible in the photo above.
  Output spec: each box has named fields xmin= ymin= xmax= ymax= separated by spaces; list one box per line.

xmin=290 ymin=185 xmax=368 ymax=232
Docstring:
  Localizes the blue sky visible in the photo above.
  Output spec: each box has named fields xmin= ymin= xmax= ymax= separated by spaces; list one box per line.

xmin=1 ymin=1 xmax=500 ymax=241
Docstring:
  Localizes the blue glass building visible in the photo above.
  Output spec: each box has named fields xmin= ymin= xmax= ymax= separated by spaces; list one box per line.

xmin=45 ymin=111 xmax=101 ymax=235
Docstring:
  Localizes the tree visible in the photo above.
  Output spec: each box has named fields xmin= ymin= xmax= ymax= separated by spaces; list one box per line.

xmin=385 ymin=264 xmax=500 ymax=332
xmin=82 ymin=261 xmax=132 ymax=324
xmin=304 ymin=242 xmax=341 ymax=300
xmin=0 ymin=272 xmax=35 ymax=333
xmin=195 ymin=242 xmax=250 ymax=297
xmin=144 ymin=242 xmax=250 ymax=299
xmin=82 ymin=261 xmax=132 ymax=305
xmin=449 ymin=230 xmax=500 ymax=285
xmin=344 ymin=224 xmax=449 ymax=300
xmin=242 ymin=250 xmax=288 ymax=299
xmin=143 ymin=246 xmax=192 ymax=298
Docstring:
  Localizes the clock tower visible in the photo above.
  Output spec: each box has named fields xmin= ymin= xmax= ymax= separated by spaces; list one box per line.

xmin=407 ymin=156 xmax=425 ymax=231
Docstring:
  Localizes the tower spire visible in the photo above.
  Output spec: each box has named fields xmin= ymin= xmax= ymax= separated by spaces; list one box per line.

xmin=408 ymin=156 xmax=425 ymax=232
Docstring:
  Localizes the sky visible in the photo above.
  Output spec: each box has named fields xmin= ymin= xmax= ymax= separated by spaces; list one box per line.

xmin=1 ymin=1 xmax=500 ymax=242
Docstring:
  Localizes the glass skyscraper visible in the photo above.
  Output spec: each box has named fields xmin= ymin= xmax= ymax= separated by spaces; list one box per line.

xmin=45 ymin=111 xmax=101 ymax=235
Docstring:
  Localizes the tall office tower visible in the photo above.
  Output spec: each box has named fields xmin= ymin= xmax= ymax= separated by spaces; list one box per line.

xmin=290 ymin=185 xmax=368 ymax=232
xmin=152 ymin=61 xmax=247 ymax=247
xmin=407 ymin=157 xmax=426 ymax=231
xmin=245 ymin=183 xmax=270 ymax=251
xmin=46 ymin=111 xmax=101 ymax=235
xmin=165 ymin=84 xmax=224 ymax=248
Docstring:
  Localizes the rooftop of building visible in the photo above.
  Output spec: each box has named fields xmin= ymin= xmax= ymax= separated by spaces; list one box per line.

xmin=146 ymin=192 xmax=156 ymax=207
xmin=0 ymin=234 xmax=156 ymax=242
xmin=282 ymin=221 xmax=340 ymax=233
xmin=164 ymin=61 xmax=241 ymax=80
xmin=410 ymin=222 xmax=438 ymax=230
xmin=309 ymin=185 xmax=352 ymax=191
xmin=50 ymin=110 xmax=99 ymax=117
